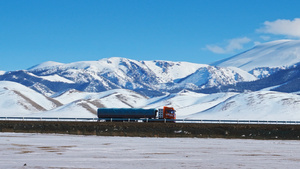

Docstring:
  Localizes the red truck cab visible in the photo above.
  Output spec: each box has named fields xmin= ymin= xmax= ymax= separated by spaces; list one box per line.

xmin=162 ymin=106 xmax=176 ymax=119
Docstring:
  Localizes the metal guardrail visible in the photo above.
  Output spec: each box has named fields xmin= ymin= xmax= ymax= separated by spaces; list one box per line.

xmin=1 ymin=117 xmax=300 ymax=125
xmin=0 ymin=117 xmax=98 ymax=122
xmin=176 ymin=119 xmax=300 ymax=125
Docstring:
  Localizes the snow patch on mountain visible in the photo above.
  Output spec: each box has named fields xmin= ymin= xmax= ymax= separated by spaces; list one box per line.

xmin=39 ymin=74 xmax=75 ymax=83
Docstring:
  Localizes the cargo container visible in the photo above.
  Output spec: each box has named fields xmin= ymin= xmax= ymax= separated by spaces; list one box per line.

xmin=97 ymin=107 xmax=176 ymax=121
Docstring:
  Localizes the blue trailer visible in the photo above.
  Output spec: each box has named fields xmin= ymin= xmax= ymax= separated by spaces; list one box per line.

xmin=97 ymin=108 xmax=157 ymax=119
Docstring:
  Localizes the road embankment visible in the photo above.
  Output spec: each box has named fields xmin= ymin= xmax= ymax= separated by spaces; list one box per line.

xmin=1 ymin=120 xmax=300 ymax=139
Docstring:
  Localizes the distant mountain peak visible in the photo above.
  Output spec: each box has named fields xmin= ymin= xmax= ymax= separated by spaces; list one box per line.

xmin=212 ymin=39 xmax=300 ymax=71
xmin=28 ymin=61 xmax=64 ymax=70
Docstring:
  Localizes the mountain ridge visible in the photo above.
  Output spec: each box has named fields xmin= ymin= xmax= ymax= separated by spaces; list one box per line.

xmin=2 ymin=40 xmax=300 ymax=120
xmin=0 ymin=57 xmax=256 ymax=97
xmin=212 ymin=39 xmax=300 ymax=72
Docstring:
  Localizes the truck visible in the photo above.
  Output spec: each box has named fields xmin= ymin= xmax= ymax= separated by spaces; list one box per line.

xmin=97 ymin=107 xmax=176 ymax=122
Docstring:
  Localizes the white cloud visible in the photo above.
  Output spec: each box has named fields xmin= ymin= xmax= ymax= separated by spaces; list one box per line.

xmin=206 ymin=37 xmax=251 ymax=54
xmin=254 ymin=41 xmax=261 ymax=46
xmin=257 ymin=18 xmax=300 ymax=38
xmin=260 ymin=35 xmax=271 ymax=41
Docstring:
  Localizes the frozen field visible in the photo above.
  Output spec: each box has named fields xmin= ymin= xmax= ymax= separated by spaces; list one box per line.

xmin=1 ymin=132 xmax=300 ymax=169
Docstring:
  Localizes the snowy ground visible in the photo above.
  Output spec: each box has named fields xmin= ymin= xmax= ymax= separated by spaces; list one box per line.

xmin=1 ymin=133 xmax=300 ymax=169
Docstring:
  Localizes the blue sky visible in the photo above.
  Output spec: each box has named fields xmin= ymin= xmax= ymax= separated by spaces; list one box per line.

xmin=1 ymin=0 xmax=300 ymax=71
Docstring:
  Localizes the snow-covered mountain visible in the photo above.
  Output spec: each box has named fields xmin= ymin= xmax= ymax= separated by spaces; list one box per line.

xmin=2 ymin=40 xmax=300 ymax=120
xmin=199 ymin=64 xmax=300 ymax=94
xmin=0 ymin=81 xmax=62 ymax=116
xmin=0 ymin=81 xmax=149 ymax=117
xmin=212 ymin=40 xmax=300 ymax=77
xmin=177 ymin=66 xmax=256 ymax=90
xmin=187 ymin=91 xmax=300 ymax=121
xmin=37 ymin=89 xmax=148 ymax=118
xmin=0 ymin=57 xmax=255 ymax=97
xmin=28 ymin=57 xmax=205 ymax=85
xmin=2 ymin=80 xmax=300 ymax=120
